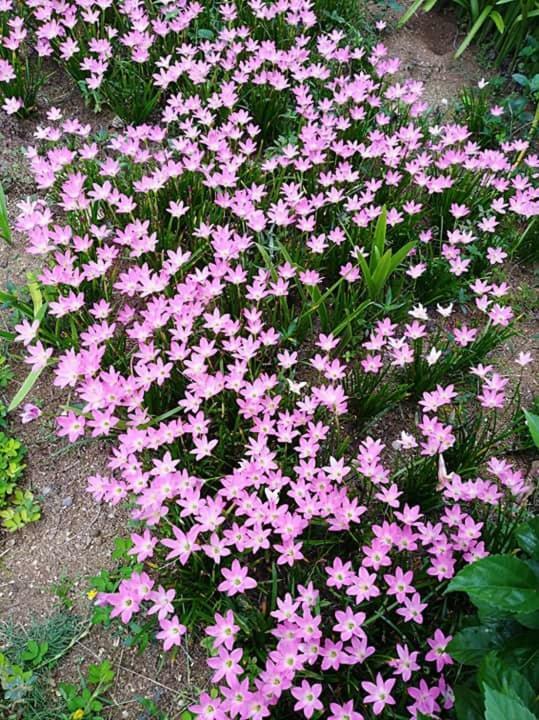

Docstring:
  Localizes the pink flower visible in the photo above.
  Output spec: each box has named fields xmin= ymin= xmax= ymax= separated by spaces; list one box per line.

xmin=207 ymin=646 xmax=243 ymax=685
xmin=516 ymin=351 xmax=532 ymax=367
xmin=361 ymin=673 xmax=396 ymax=715
xmin=425 ymin=629 xmax=454 ymax=672
xmin=205 ymin=610 xmax=240 ymax=650
xmin=291 ymin=681 xmax=323 ymax=719
xmin=156 ymin=615 xmax=186 ymax=651
xmin=329 ymin=700 xmax=364 ymax=720
xmin=218 ymin=560 xmax=257 ymax=596
xmin=2 ymin=96 xmax=22 ymax=114
xmin=161 ymin=526 xmax=200 ymax=564
xmin=20 ymin=403 xmax=41 ymax=424
xmin=56 ymin=412 xmax=85 ymax=442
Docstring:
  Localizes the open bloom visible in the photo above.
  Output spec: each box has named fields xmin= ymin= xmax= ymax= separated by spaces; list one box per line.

xmin=361 ymin=673 xmax=396 ymax=715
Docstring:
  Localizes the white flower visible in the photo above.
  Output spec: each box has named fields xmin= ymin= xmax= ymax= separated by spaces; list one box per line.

xmin=392 ymin=431 xmax=418 ymax=451
xmin=426 ymin=347 xmax=442 ymax=365
xmin=436 ymin=303 xmax=453 ymax=317
xmin=409 ymin=303 xmax=428 ymax=321
xmin=287 ymin=379 xmax=307 ymax=395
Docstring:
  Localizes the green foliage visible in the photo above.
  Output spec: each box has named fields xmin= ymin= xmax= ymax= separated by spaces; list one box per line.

xmin=447 ymin=518 xmax=539 ymax=720
xmin=0 ymin=182 xmax=11 ymax=245
xmin=0 ymin=387 xmax=40 ymax=532
xmin=0 ymin=354 xmax=14 ymax=388
xmin=355 ymin=206 xmax=415 ymax=301
xmin=0 ymin=488 xmax=41 ymax=532
xmin=59 ymin=660 xmax=115 ymax=720
xmin=0 ymin=613 xmax=115 ymax=720
xmin=447 ymin=555 xmax=539 ymax=613
xmin=455 ymin=77 xmax=534 ymax=148
xmin=523 ymin=408 xmax=539 ymax=448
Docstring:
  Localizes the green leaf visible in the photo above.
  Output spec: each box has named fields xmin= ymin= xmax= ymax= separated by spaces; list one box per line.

xmin=447 ymin=555 xmax=539 ymax=614
xmin=516 ymin=518 xmax=539 ymax=559
xmin=455 ymin=6 xmax=494 ymax=58
xmin=357 ymin=252 xmax=375 ymax=298
xmin=26 ymin=274 xmax=43 ymax=319
xmin=523 ymin=409 xmax=539 ymax=449
xmin=454 ymin=685 xmax=484 ymax=720
xmin=398 ymin=0 xmax=431 ymax=26
xmin=489 ymin=9 xmax=505 ymax=33
xmin=484 ymin=685 xmax=537 ymax=720
xmin=389 ymin=241 xmax=416 ymax=273
xmin=332 ymin=299 xmax=371 ymax=337
xmin=448 ymin=626 xmax=505 ymax=666
xmin=517 ymin=611 xmax=539 ymax=629
xmin=513 ymin=73 xmax=530 ymax=88
xmin=370 ymin=250 xmax=392 ymax=298
xmin=8 ymin=366 xmax=47 ymax=413
xmin=196 ymin=28 xmax=214 ymax=40
xmin=88 ymin=659 xmax=115 ymax=687
xmin=0 ymin=182 xmax=11 ymax=244
xmin=479 ymin=653 xmax=536 ymax=712
xmin=371 ymin=206 xmax=387 ymax=271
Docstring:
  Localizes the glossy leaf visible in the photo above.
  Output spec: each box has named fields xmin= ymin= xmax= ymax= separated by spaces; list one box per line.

xmin=484 ymin=685 xmax=537 ymax=720
xmin=447 ymin=555 xmax=539 ymax=614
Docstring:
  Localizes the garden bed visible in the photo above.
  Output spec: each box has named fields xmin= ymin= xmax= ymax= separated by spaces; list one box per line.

xmin=0 ymin=1 xmax=539 ymax=720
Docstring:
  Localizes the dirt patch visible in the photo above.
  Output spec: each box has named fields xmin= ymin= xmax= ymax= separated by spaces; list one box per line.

xmin=0 ymin=366 xmax=127 ymax=623
xmin=381 ymin=5 xmax=487 ymax=107
xmin=52 ymin=624 xmax=208 ymax=720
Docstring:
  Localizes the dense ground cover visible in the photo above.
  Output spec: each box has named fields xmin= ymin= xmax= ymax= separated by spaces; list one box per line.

xmin=0 ymin=1 xmax=538 ymax=719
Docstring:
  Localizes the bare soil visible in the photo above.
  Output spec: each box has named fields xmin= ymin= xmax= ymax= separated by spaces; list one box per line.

xmin=380 ymin=4 xmax=487 ymax=107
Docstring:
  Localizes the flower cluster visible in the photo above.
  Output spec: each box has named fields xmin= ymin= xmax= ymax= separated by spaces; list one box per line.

xmin=0 ymin=0 xmax=44 ymax=114
xmin=10 ymin=0 xmax=538 ymax=717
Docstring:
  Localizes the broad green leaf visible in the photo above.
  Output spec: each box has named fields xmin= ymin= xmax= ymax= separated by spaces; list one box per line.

xmin=523 ymin=409 xmax=539 ymax=449
xmin=447 ymin=555 xmax=539 ymax=614
xmin=513 ymin=73 xmax=530 ymax=88
xmin=8 ymin=366 xmax=46 ymax=413
xmin=196 ymin=28 xmax=214 ymax=40
xmin=448 ymin=626 xmax=506 ymax=666
xmin=453 ymin=685 xmax=484 ymax=720
xmin=516 ymin=517 xmax=539 ymax=559
xmin=484 ymin=685 xmax=537 ymax=720
xmin=479 ymin=653 xmax=536 ymax=712
xmin=518 ymin=610 xmax=539 ymax=629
